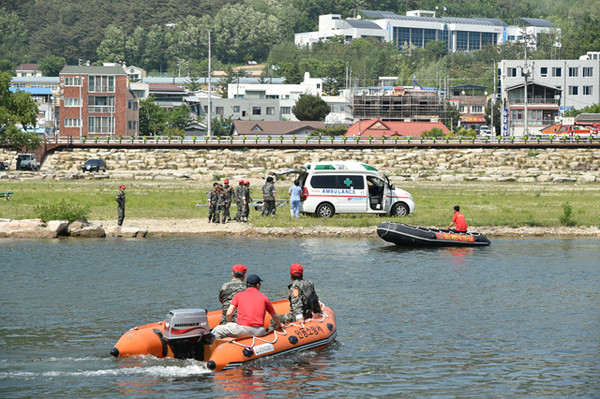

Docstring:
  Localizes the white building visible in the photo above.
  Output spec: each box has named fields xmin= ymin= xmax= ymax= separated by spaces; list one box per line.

xmin=296 ymin=10 xmax=558 ymax=53
xmin=500 ymin=54 xmax=600 ymax=136
xmin=295 ymin=14 xmax=385 ymax=48
xmin=227 ymin=72 xmax=323 ymax=122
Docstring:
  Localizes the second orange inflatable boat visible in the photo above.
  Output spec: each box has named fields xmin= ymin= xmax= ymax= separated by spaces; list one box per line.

xmin=111 ymin=299 xmax=337 ymax=371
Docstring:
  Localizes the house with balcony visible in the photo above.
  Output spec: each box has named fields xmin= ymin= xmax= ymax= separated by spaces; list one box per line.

xmin=500 ymin=55 xmax=599 ymax=136
xmin=59 ymin=65 xmax=139 ymax=138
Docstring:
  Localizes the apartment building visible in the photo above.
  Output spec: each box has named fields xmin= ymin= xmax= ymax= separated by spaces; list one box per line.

xmin=59 ymin=65 xmax=139 ymax=138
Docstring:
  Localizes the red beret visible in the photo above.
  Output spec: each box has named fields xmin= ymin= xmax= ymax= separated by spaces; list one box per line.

xmin=290 ymin=263 xmax=303 ymax=276
xmin=232 ymin=264 xmax=247 ymax=274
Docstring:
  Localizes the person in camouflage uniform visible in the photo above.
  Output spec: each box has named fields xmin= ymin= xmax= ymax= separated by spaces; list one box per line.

xmin=234 ymin=180 xmax=245 ymax=221
xmin=214 ymin=184 xmax=227 ymax=223
xmin=207 ymin=182 xmax=219 ymax=223
xmin=242 ymin=180 xmax=251 ymax=222
xmin=218 ymin=264 xmax=247 ymax=324
xmin=278 ymin=263 xmax=321 ymax=325
xmin=261 ymin=176 xmax=276 ymax=217
xmin=116 ymin=185 xmax=126 ymax=227
xmin=222 ymin=179 xmax=234 ymax=222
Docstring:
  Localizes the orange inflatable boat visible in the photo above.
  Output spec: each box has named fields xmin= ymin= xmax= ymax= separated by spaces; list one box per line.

xmin=111 ymin=299 xmax=337 ymax=371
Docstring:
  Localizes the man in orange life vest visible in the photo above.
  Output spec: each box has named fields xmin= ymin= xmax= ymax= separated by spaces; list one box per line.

xmin=447 ymin=205 xmax=468 ymax=233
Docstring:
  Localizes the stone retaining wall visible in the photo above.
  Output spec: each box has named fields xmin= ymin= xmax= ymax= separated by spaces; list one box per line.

xmin=1 ymin=147 xmax=599 ymax=183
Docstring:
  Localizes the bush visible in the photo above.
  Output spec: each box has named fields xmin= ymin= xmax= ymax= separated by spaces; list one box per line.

xmin=559 ymin=202 xmax=576 ymax=226
xmin=36 ymin=200 xmax=91 ymax=223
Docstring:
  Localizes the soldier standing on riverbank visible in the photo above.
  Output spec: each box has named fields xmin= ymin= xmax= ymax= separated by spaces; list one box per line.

xmin=116 ymin=185 xmax=126 ymax=227
xmin=207 ymin=182 xmax=219 ymax=223
xmin=234 ymin=180 xmax=245 ymax=221
xmin=215 ymin=184 xmax=227 ymax=223
xmin=262 ymin=176 xmax=276 ymax=217
xmin=242 ymin=180 xmax=251 ymax=222
xmin=222 ymin=179 xmax=234 ymax=222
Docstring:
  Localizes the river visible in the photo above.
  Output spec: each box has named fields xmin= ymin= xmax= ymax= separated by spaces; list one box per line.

xmin=1 ymin=237 xmax=598 ymax=398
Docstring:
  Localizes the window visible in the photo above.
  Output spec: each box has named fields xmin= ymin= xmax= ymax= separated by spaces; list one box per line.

xmin=64 ymin=77 xmax=83 ymax=86
xmin=508 ymin=67 xmax=518 ymax=77
xmin=471 ymin=105 xmax=483 ymax=113
xmin=252 ymin=107 xmax=261 ymax=115
xmin=583 ymin=86 xmax=593 ymax=95
xmin=266 ymin=107 xmax=275 ymax=115
xmin=64 ymin=118 xmax=81 ymax=127
xmin=233 ymin=106 xmax=240 ymax=113
xmin=310 ymin=175 xmax=365 ymax=190
xmin=583 ymin=67 xmax=593 ymax=77
xmin=316 ymin=83 xmax=321 ymax=89
xmin=88 ymin=96 xmax=115 ymax=113
xmin=64 ymin=97 xmax=81 ymax=107
xmin=88 ymin=75 xmax=115 ymax=92
xmin=216 ymin=107 xmax=224 ymax=115
xmin=133 ymin=121 xmax=137 ymax=130
xmin=552 ymin=67 xmax=562 ymax=77
xmin=568 ymin=86 xmax=578 ymax=95
xmin=88 ymin=116 xmax=114 ymax=134
xmin=568 ymin=67 xmax=578 ymax=77
xmin=540 ymin=67 xmax=548 ymax=77
xmin=128 ymin=121 xmax=132 ymax=129
xmin=127 ymin=100 xmax=133 ymax=110
xmin=281 ymin=107 xmax=291 ymax=114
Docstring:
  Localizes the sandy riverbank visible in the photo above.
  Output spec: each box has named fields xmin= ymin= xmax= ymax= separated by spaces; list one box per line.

xmin=91 ymin=218 xmax=600 ymax=238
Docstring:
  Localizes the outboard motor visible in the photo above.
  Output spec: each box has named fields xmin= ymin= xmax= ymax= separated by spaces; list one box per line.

xmin=163 ymin=309 xmax=209 ymax=360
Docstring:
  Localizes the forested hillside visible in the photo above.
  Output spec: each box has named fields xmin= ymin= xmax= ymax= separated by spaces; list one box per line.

xmin=1 ymin=0 xmax=599 ymax=88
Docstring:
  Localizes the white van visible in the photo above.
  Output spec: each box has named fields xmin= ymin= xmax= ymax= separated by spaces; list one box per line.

xmin=276 ymin=161 xmax=415 ymax=218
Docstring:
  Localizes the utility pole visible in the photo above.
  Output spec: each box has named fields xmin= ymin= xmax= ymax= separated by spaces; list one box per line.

xmin=207 ymin=30 xmax=212 ymax=137
xmin=523 ymin=32 xmax=530 ymax=137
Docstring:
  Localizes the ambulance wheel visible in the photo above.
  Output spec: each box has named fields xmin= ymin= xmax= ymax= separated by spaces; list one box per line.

xmin=315 ymin=203 xmax=334 ymax=218
xmin=391 ymin=203 xmax=408 ymax=217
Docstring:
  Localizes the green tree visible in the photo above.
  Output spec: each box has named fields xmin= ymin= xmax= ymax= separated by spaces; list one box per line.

xmin=139 ymin=96 xmax=168 ymax=135
xmin=211 ymin=115 xmax=233 ymax=136
xmin=292 ymin=95 xmax=330 ymax=121
xmin=168 ymin=104 xmax=194 ymax=130
xmin=562 ymin=103 xmax=600 ymax=117
xmin=97 ymin=25 xmax=127 ymax=63
xmin=0 ymin=72 xmax=42 ymax=150
xmin=38 ymin=55 xmax=66 ymax=76
xmin=0 ymin=8 xmax=28 ymax=64
xmin=312 ymin=124 xmax=347 ymax=137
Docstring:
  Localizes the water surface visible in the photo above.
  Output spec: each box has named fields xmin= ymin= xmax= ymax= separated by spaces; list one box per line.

xmin=1 ymin=237 xmax=599 ymax=398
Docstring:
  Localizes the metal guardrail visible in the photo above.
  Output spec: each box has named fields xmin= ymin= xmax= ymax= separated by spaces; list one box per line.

xmin=44 ymin=135 xmax=600 ymax=147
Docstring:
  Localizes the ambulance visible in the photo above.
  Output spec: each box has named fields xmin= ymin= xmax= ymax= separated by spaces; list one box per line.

xmin=275 ymin=161 xmax=415 ymax=218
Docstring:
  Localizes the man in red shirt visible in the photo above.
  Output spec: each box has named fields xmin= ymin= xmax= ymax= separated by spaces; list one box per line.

xmin=212 ymin=274 xmax=281 ymax=339
xmin=448 ymin=205 xmax=468 ymax=232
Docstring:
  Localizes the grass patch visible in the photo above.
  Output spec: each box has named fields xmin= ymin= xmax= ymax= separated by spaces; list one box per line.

xmin=1 ymin=179 xmax=599 ymax=228
xmin=36 ymin=200 xmax=90 ymax=223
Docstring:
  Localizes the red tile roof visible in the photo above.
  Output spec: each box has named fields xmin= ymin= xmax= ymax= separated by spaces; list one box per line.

xmin=345 ymin=119 xmax=450 ymax=137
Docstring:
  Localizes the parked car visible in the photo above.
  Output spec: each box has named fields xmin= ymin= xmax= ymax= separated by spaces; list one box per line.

xmin=82 ymin=159 xmax=107 ymax=172
xmin=16 ymin=153 xmax=40 ymax=171
xmin=478 ymin=125 xmax=493 ymax=137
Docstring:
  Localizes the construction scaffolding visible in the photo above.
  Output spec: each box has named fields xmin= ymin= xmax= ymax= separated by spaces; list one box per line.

xmin=352 ymin=89 xmax=445 ymax=121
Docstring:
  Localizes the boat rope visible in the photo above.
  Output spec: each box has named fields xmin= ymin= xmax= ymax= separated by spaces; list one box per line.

xmin=229 ymin=302 xmax=331 ymax=350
